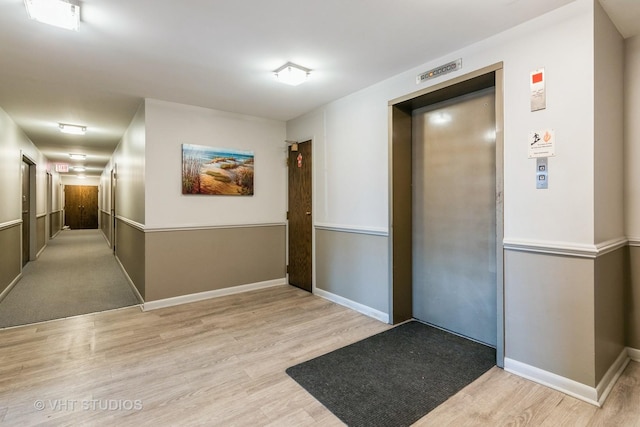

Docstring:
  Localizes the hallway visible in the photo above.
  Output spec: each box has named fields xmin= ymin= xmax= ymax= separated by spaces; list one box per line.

xmin=0 ymin=229 xmax=139 ymax=328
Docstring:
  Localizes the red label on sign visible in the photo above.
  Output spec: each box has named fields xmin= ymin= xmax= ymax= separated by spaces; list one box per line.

xmin=532 ymin=72 xmax=543 ymax=84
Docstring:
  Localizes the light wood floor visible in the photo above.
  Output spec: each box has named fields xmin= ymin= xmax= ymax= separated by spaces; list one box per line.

xmin=0 ymin=285 xmax=638 ymax=426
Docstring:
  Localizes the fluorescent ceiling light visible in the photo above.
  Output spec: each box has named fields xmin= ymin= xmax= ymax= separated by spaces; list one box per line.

xmin=69 ymin=153 xmax=86 ymax=160
xmin=273 ymin=62 xmax=311 ymax=86
xmin=59 ymin=123 xmax=86 ymax=135
xmin=73 ymin=166 xmax=85 ymax=172
xmin=24 ymin=0 xmax=80 ymax=31
xmin=77 ymin=175 xmax=86 ymax=179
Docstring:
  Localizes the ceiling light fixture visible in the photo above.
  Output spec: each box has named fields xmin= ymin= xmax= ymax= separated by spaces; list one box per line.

xmin=69 ymin=153 xmax=86 ymax=160
xmin=24 ymin=0 xmax=80 ymax=31
xmin=73 ymin=166 xmax=86 ymax=172
xmin=273 ymin=62 xmax=311 ymax=86
xmin=59 ymin=123 xmax=86 ymax=135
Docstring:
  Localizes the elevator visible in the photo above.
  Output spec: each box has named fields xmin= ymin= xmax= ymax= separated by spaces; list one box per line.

xmin=412 ymin=88 xmax=496 ymax=346
xmin=389 ymin=63 xmax=504 ymax=364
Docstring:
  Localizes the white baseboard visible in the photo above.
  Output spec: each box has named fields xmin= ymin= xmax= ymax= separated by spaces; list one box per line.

xmin=504 ymin=358 xmax=599 ymax=406
xmin=628 ymin=347 xmax=640 ymax=362
xmin=142 ymin=278 xmax=287 ymax=311
xmin=505 ymin=349 xmax=631 ymax=407
xmin=36 ymin=244 xmax=46 ymax=259
xmin=0 ymin=273 xmax=22 ymax=303
xmin=114 ymin=255 xmax=144 ymax=304
xmin=596 ymin=348 xmax=630 ymax=406
xmin=313 ymin=287 xmax=389 ymax=324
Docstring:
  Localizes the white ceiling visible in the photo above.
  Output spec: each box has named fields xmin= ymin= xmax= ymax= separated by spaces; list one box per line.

xmin=0 ymin=0 xmax=635 ymax=177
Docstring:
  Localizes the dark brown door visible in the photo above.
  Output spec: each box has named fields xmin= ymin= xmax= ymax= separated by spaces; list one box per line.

xmin=21 ymin=161 xmax=30 ymax=266
xmin=288 ymin=141 xmax=312 ymax=292
xmin=65 ymin=185 xmax=99 ymax=229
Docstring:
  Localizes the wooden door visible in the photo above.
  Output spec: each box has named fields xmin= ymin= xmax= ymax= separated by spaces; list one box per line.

xmin=65 ymin=185 xmax=99 ymax=229
xmin=288 ymin=141 xmax=312 ymax=292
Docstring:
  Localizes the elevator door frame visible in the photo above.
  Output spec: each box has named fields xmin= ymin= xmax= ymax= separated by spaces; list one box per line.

xmin=388 ymin=62 xmax=505 ymax=366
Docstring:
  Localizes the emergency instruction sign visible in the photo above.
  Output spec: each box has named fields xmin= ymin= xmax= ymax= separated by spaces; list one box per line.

xmin=528 ymin=129 xmax=555 ymax=158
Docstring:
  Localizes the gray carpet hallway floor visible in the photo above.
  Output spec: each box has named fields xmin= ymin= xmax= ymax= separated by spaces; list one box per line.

xmin=0 ymin=229 xmax=140 ymax=328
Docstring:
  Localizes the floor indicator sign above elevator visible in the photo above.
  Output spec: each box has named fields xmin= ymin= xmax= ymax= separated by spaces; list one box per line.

xmin=416 ymin=59 xmax=462 ymax=84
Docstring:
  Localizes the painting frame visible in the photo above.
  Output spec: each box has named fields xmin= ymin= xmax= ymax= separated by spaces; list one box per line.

xmin=181 ymin=143 xmax=254 ymax=196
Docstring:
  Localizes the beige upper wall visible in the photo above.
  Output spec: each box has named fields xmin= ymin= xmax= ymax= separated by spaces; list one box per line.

xmin=0 ymin=106 xmax=53 ymax=224
xmin=143 ymin=99 xmax=286 ymax=229
xmin=594 ymin=0 xmax=625 ymax=244
xmin=61 ymin=176 xmax=100 ymax=186
xmin=107 ymin=101 xmax=146 ymax=225
xmin=625 ymin=35 xmax=640 ymax=239
xmin=288 ymin=0 xmax=596 ymax=245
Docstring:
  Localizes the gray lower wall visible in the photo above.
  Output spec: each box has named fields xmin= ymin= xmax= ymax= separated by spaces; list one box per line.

xmin=144 ymin=225 xmax=286 ymax=302
xmin=506 ymin=245 xmax=630 ymax=389
xmin=594 ymin=246 xmax=626 ymax=384
xmin=505 ymin=250 xmax=596 ymax=386
xmin=36 ymin=215 xmax=46 ymax=255
xmin=628 ymin=246 xmax=640 ymax=349
xmin=0 ymin=223 xmax=21 ymax=295
xmin=100 ymin=210 xmax=111 ymax=246
xmin=115 ymin=219 xmax=145 ymax=299
xmin=315 ymin=229 xmax=389 ymax=314
xmin=51 ymin=210 xmax=62 ymax=237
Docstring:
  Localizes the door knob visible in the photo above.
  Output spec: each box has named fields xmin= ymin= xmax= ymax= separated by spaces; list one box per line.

xmin=305 ymin=211 xmax=311 ymax=215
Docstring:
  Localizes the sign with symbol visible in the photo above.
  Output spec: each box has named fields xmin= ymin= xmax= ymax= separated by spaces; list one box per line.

xmin=528 ymin=129 xmax=555 ymax=158
xmin=297 ymin=153 xmax=303 ymax=168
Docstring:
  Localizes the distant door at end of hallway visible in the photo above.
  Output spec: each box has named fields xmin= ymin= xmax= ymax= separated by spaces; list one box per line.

xmin=288 ymin=141 xmax=312 ymax=292
xmin=64 ymin=185 xmax=99 ymax=229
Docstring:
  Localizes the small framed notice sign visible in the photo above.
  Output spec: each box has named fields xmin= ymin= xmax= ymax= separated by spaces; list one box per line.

xmin=528 ymin=129 xmax=555 ymax=158
xmin=530 ymin=68 xmax=546 ymax=112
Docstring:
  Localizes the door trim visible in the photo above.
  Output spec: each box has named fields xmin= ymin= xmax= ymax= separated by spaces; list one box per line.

xmin=21 ymin=154 xmax=37 ymax=266
xmin=388 ymin=62 xmax=505 ymax=366
xmin=111 ymin=165 xmax=117 ymax=252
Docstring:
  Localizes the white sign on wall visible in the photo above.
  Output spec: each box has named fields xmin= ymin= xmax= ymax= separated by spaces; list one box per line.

xmin=530 ymin=68 xmax=546 ymax=111
xmin=55 ymin=163 xmax=69 ymax=173
xmin=528 ymin=129 xmax=555 ymax=158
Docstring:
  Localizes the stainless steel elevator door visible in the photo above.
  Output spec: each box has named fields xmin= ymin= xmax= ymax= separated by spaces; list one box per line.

xmin=412 ymin=88 xmax=497 ymax=346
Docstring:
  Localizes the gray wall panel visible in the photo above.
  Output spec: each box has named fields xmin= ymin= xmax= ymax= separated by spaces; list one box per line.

xmin=115 ymin=219 xmax=145 ymax=299
xmin=100 ymin=211 xmax=112 ymax=246
xmin=316 ymin=229 xmax=388 ymax=314
xmin=628 ymin=246 xmax=640 ymax=349
xmin=50 ymin=211 xmax=62 ymax=237
xmin=0 ymin=224 xmax=21 ymax=295
xmin=594 ymin=246 xmax=626 ymax=383
xmin=36 ymin=215 xmax=46 ymax=255
xmin=145 ymin=225 xmax=285 ymax=302
xmin=505 ymin=250 xmax=595 ymax=386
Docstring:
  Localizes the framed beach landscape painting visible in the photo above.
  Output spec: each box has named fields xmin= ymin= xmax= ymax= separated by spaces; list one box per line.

xmin=181 ymin=144 xmax=254 ymax=195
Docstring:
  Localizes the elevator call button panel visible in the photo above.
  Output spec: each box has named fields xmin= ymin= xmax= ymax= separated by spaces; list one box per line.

xmin=536 ymin=157 xmax=548 ymax=189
